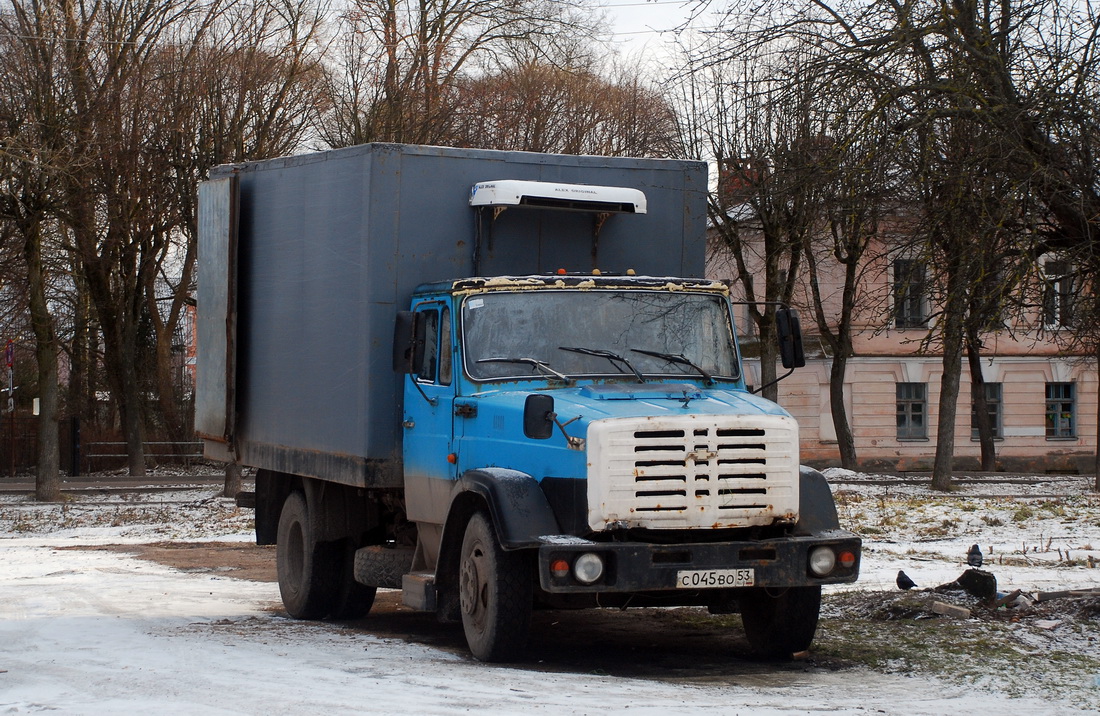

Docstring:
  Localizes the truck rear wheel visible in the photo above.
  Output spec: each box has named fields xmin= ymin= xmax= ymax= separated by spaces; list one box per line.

xmin=458 ymin=511 xmax=532 ymax=662
xmin=739 ymin=585 xmax=821 ymax=658
xmin=276 ymin=491 xmax=336 ymax=619
xmin=328 ymin=539 xmax=377 ymax=620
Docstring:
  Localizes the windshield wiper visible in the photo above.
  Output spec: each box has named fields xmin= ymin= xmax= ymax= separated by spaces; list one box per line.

xmin=559 ymin=346 xmax=645 ymax=383
xmin=630 ymin=349 xmax=714 ymax=385
xmin=476 ymin=357 xmax=572 ymax=382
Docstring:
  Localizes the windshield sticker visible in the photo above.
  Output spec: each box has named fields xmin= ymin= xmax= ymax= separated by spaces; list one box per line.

xmin=468 ymin=298 xmax=484 ymax=309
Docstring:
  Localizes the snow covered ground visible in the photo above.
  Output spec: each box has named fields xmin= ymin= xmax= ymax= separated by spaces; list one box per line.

xmin=824 ymin=469 xmax=1100 ymax=595
xmin=1 ymin=470 xmax=1098 ymax=715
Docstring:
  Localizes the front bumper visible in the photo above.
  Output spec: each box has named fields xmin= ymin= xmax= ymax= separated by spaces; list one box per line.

xmin=536 ymin=530 xmax=861 ymax=593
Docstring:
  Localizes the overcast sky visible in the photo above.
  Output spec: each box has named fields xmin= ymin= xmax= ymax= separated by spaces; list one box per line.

xmin=601 ymin=0 xmax=712 ymax=58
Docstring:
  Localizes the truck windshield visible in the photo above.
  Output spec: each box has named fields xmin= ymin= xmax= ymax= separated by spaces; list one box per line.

xmin=461 ymin=289 xmax=740 ymax=382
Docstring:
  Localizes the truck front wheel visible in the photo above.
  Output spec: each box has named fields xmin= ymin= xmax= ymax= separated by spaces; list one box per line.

xmin=739 ymin=585 xmax=822 ymax=658
xmin=276 ymin=491 xmax=336 ymax=619
xmin=458 ymin=511 xmax=532 ymax=662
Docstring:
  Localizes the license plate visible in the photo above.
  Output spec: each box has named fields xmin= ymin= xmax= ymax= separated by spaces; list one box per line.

xmin=676 ymin=568 xmax=755 ymax=589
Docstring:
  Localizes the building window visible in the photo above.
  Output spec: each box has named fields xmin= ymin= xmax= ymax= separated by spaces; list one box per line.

xmin=893 ymin=259 xmax=927 ymax=329
xmin=1043 ymin=260 xmax=1074 ymax=328
xmin=1045 ymin=382 xmax=1076 ymax=439
xmin=897 ymin=382 xmax=927 ymax=440
xmin=970 ymin=382 xmax=1002 ymax=440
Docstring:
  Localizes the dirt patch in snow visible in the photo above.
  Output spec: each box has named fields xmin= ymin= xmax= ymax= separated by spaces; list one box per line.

xmin=65 ymin=541 xmax=278 ymax=582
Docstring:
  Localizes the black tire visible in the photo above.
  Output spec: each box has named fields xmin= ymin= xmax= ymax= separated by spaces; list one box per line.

xmin=458 ymin=511 xmax=532 ymax=662
xmin=276 ymin=491 xmax=337 ymax=619
xmin=739 ymin=586 xmax=822 ymax=659
xmin=328 ymin=539 xmax=378 ymax=620
xmin=354 ymin=545 xmax=415 ymax=589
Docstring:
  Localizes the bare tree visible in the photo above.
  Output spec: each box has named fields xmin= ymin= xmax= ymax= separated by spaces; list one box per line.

xmin=318 ymin=0 xmax=602 ymax=147
xmin=701 ymin=0 xmax=1100 ymax=486
xmin=0 ymin=1 xmax=74 ymax=499
xmin=142 ymin=0 xmax=328 ymax=448
xmin=0 ymin=0 xmax=330 ymax=483
xmin=445 ymin=57 xmax=678 ymax=155
xmin=804 ymin=110 xmax=898 ymax=470
xmin=1059 ymin=288 xmax=1100 ymax=490
xmin=50 ymin=0 xmax=230 ymax=477
xmin=674 ymin=44 xmax=832 ymax=401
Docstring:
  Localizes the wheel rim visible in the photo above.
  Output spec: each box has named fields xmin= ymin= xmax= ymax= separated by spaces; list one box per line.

xmin=459 ymin=542 xmax=489 ymax=631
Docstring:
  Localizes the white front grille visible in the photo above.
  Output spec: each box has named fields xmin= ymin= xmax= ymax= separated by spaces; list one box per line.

xmin=586 ymin=414 xmax=799 ymax=530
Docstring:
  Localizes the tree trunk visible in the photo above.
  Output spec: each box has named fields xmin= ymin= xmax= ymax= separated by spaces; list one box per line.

xmin=829 ymin=354 xmax=857 ymax=469
xmin=83 ymin=261 xmax=148 ymax=478
xmin=152 ymin=329 xmax=183 ymax=443
xmin=117 ymin=330 xmax=148 ymax=477
xmin=966 ymin=332 xmax=996 ymax=471
xmin=33 ymin=348 xmax=61 ymax=501
xmin=145 ymin=235 xmax=197 ymax=448
xmin=68 ymin=285 xmax=88 ymax=420
xmin=932 ymin=310 xmax=966 ymax=491
xmin=758 ymin=316 xmax=780 ymax=402
xmin=23 ymin=221 xmax=61 ymax=501
xmin=1095 ymin=343 xmax=1100 ymax=492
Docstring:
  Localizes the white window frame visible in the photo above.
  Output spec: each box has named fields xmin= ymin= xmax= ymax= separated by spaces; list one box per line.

xmin=1041 ymin=257 xmax=1074 ymax=329
xmin=1045 ymin=382 xmax=1076 ymax=439
xmin=896 ymin=382 xmax=928 ymax=440
xmin=970 ymin=382 xmax=1003 ymax=440
xmin=892 ymin=258 xmax=928 ymax=329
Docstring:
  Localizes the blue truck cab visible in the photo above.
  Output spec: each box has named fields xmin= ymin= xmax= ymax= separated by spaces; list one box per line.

xmin=195 ymin=143 xmax=860 ymax=664
xmin=391 ymin=274 xmax=860 ymax=661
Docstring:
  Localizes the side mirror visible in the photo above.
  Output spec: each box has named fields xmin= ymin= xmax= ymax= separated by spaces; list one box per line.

xmin=523 ymin=394 xmax=555 ymax=440
xmin=393 ymin=311 xmax=419 ymax=373
xmin=776 ymin=307 xmax=806 ymax=369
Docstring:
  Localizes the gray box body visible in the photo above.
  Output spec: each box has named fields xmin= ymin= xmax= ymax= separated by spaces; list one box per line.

xmin=196 ymin=143 xmax=707 ymax=487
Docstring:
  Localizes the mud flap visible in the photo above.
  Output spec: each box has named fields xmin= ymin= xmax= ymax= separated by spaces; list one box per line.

xmin=795 ymin=466 xmax=841 ymax=534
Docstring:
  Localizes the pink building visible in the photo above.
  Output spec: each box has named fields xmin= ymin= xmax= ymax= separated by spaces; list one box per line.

xmin=708 ymin=232 xmax=1097 ymax=474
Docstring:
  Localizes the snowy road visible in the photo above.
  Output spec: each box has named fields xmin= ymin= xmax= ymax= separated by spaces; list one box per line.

xmin=1 ymin=536 xmax=1088 ymax=715
xmin=2 ymin=472 xmax=1099 ymax=714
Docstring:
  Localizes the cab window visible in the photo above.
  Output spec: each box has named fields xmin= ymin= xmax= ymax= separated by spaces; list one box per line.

xmin=415 ymin=309 xmax=439 ymax=382
xmin=414 ymin=306 xmax=452 ymax=386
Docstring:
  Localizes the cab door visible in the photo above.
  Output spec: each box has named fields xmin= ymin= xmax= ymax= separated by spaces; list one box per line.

xmin=401 ymin=301 xmax=458 ymax=525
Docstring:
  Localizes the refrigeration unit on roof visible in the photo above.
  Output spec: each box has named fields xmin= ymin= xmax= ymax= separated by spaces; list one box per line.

xmin=469 ymin=180 xmax=647 ymax=214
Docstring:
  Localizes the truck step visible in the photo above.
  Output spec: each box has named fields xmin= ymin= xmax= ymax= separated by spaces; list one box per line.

xmin=402 ymin=572 xmax=436 ymax=612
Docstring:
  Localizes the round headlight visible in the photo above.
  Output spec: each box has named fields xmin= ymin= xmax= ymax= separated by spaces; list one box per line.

xmin=573 ymin=552 xmax=605 ymax=584
xmin=809 ymin=546 xmax=836 ymax=577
